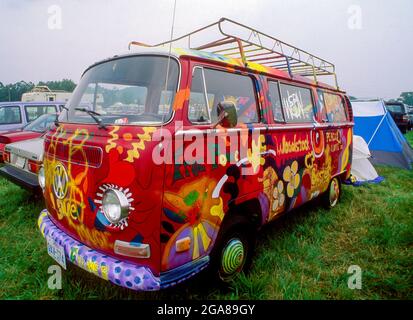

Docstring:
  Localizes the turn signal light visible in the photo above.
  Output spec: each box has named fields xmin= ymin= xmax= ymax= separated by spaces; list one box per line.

xmin=175 ymin=237 xmax=191 ymax=253
xmin=114 ymin=240 xmax=150 ymax=258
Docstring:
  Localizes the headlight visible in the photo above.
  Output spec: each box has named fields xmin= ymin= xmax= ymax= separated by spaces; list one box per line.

xmin=102 ymin=189 xmax=130 ymax=224
xmin=38 ymin=166 xmax=46 ymax=190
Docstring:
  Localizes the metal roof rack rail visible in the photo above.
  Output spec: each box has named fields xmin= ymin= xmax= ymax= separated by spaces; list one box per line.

xmin=129 ymin=17 xmax=339 ymax=89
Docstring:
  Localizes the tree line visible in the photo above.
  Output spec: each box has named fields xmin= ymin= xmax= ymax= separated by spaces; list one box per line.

xmin=0 ymin=79 xmax=76 ymax=102
xmin=0 ymin=79 xmax=412 ymax=107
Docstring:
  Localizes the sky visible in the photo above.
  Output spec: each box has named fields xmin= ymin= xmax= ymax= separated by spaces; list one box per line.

xmin=0 ymin=0 xmax=412 ymax=99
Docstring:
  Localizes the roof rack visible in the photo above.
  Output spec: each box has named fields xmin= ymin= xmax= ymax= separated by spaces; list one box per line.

xmin=129 ymin=17 xmax=339 ymax=89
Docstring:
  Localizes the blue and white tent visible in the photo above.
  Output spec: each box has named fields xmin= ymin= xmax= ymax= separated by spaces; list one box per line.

xmin=351 ymin=99 xmax=413 ymax=169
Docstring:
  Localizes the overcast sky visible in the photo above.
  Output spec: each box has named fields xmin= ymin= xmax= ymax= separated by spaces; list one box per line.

xmin=0 ymin=0 xmax=412 ymax=99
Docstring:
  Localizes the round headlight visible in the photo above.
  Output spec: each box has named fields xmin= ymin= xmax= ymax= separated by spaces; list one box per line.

xmin=102 ymin=189 xmax=130 ymax=224
xmin=38 ymin=166 xmax=46 ymax=190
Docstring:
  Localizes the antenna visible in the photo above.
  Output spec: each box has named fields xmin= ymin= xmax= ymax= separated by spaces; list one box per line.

xmin=162 ymin=0 xmax=177 ymax=125
xmin=164 ymin=0 xmax=177 ymax=92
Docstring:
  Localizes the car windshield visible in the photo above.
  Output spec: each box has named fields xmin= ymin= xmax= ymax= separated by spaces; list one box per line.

xmin=386 ymin=104 xmax=404 ymax=113
xmin=24 ymin=113 xmax=56 ymax=133
xmin=62 ymin=55 xmax=179 ymax=126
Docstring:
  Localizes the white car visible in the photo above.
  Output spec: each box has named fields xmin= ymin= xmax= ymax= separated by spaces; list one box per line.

xmin=0 ymin=137 xmax=44 ymax=191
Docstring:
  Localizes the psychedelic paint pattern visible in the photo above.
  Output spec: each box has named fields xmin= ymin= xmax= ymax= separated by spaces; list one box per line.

xmin=37 ymin=48 xmax=353 ymax=291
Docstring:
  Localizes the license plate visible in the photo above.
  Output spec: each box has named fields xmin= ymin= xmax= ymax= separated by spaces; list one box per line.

xmin=15 ymin=156 xmax=26 ymax=169
xmin=46 ymin=237 xmax=67 ymax=269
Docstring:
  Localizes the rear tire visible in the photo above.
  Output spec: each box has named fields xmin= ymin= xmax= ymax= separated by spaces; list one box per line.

xmin=323 ymin=177 xmax=341 ymax=209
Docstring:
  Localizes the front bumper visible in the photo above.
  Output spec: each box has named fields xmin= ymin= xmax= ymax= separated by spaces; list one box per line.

xmin=37 ymin=210 xmax=161 ymax=291
xmin=0 ymin=165 xmax=40 ymax=191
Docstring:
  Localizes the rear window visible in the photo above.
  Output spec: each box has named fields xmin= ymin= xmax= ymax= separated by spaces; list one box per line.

xmin=280 ymin=84 xmax=314 ymax=123
xmin=386 ymin=104 xmax=405 ymax=114
xmin=25 ymin=105 xmax=57 ymax=122
xmin=323 ymin=93 xmax=347 ymax=122
xmin=0 ymin=106 xmax=22 ymax=125
xmin=188 ymin=67 xmax=259 ymax=124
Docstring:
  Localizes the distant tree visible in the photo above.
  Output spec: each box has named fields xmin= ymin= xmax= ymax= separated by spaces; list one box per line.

xmin=399 ymin=92 xmax=413 ymax=107
xmin=0 ymin=81 xmax=34 ymax=102
xmin=37 ymin=79 xmax=76 ymax=92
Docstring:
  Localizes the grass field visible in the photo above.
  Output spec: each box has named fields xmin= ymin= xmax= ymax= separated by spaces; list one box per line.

xmin=1 ymin=132 xmax=412 ymax=300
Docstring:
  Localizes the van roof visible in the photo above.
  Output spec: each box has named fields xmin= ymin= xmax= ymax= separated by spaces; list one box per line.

xmin=92 ymin=47 xmax=342 ymax=93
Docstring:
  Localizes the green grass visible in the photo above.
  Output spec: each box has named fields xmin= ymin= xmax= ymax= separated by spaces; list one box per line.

xmin=1 ymin=132 xmax=412 ymax=300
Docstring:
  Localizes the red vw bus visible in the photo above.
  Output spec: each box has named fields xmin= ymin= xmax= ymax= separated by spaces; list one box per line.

xmin=37 ymin=18 xmax=353 ymax=291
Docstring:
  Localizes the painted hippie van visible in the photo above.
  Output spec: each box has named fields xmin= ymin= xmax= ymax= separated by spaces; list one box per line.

xmin=37 ymin=18 xmax=353 ymax=291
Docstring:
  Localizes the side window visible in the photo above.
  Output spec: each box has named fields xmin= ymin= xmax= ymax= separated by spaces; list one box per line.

xmin=268 ymin=81 xmax=284 ymax=122
xmin=280 ymin=84 xmax=315 ymax=123
xmin=204 ymin=68 xmax=258 ymax=124
xmin=25 ymin=105 xmax=57 ymax=122
xmin=323 ymin=92 xmax=347 ymax=123
xmin=0 ymin=106 xmax=22 ymax=124
xmin=188 ymin=67 xmax=259 ymax=124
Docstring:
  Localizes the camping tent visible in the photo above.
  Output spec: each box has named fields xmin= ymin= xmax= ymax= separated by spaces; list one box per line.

xmin=351 ymin=135 xmax=383 ymax=184
xmin=351 ymin=99 xmax=413 ymax=169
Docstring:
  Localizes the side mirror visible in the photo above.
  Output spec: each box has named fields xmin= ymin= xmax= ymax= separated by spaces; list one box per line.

xmin=214 ymin=101 xmax=237 ymax=128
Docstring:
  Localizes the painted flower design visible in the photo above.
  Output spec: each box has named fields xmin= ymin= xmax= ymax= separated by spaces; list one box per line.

xmin=283 ymin=161 xmax=300 ymax=198
xmin=272 ymin=180 xmax=285 ymax=211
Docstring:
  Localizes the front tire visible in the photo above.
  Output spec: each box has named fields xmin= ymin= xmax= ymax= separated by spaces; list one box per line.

xmin=209 ymin=219 xmax=255 ymax=284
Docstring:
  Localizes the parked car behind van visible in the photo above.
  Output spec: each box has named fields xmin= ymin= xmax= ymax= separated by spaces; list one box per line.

xmin=0 ymin=113 xmax=58 ymax=162
xmin=0 ymin=137 xmax=45 ymax=191
xmin=385 ymin=101 xmax=409 ymax=133
xmin=0 ymin=101 xmax=65 ymax=132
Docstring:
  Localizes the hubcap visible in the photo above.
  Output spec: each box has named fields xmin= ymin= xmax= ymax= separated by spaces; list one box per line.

xmin=220 ymin=238 xmax=245 ymax=279
xmin=329 ymin=178 xmax=340 ymax=207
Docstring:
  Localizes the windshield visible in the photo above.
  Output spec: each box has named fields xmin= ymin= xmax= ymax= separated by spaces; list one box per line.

xmin=63 ymin=55 xmax=179 ymax=125
xmin=386 ymin=104 xmax=405 ymax=113
xmin=24 ymin=113 xmax=56 ymax=133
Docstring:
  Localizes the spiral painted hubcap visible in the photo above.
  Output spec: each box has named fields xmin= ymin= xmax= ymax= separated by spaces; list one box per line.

xmin=221 ymin=238 xmax=245 ymax=277
xmin=329 ymin=179 xmax=340 ymax=207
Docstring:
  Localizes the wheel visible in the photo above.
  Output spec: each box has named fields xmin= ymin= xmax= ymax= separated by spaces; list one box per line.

xmin=323 ymin=177 xmax=341 ymax=209
xmin=209 ymin=219 xmax=255 ymax=283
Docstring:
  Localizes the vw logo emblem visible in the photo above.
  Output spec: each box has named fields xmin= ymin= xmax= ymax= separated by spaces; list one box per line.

xmin=53 ymin=164 xmax=68 ymax=199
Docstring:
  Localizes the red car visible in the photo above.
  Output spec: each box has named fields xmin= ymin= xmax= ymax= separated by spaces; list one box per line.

xmin=0 ymin=113 xmax=57 ymax=162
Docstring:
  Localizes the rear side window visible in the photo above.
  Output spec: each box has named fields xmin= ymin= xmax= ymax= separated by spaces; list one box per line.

xmin=188 ymin=67 xmax=259 ymax=124
xmin=268 ymin=81 xmax=284 ymax=122
xmin=323 ymin=93 xmax=347 ymax=122
xmin=316 ymin=89 xmax=328 ymax=122
xmin=0 ymin=106 xmax=22 ymax=124
xmin=280 ymin=84 xmax=314 ymax=123
xmin=25 ymin=105 xmax=57 ymax=122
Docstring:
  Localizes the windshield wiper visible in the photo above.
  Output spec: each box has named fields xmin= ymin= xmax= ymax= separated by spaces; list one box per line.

xmin=75 ymin=108 xmax=107 ymax=130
